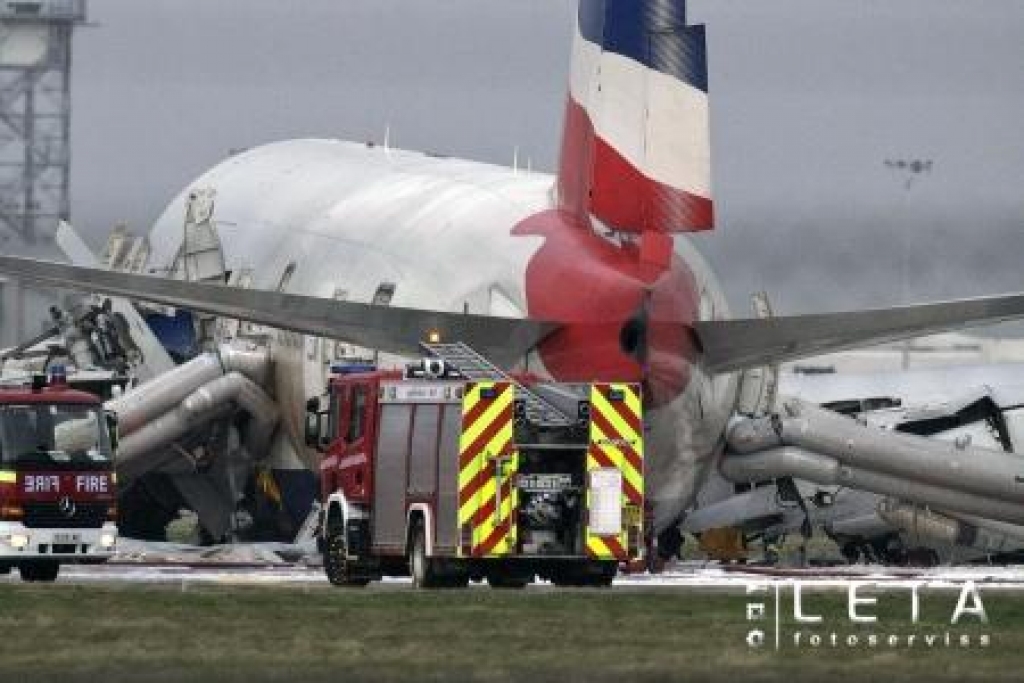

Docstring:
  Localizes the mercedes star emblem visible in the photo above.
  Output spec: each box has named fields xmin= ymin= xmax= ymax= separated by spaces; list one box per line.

xmin=58 ymin=496 xmax=77 ymax=518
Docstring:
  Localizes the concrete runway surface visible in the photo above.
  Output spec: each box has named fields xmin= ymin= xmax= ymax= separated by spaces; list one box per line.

xmin=5 ymin=561 xmax=1024 ymax=591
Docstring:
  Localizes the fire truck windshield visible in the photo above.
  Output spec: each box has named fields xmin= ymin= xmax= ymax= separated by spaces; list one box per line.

xmin=0 ymin=404 xmax=112 ymax=466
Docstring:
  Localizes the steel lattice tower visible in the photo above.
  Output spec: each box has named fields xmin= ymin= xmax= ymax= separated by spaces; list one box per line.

xmin=0 ymin=0 xmax=85 ymax=245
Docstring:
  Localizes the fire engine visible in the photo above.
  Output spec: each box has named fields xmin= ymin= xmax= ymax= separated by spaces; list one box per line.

xmin=0 ymin=368 xmax=119 ymax=582
xmin=307 ymin=343 xmax=645 ymax=588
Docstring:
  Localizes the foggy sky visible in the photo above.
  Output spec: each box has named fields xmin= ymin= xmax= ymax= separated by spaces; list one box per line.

xmin=67 ymin=0 xmax=1024 ymax=316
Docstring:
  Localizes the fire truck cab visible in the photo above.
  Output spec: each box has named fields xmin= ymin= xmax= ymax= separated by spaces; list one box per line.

xmin=0 ymin=368 xmax=119 ymax=582
xmin=308 ymin=347 xmax=645 ymax=589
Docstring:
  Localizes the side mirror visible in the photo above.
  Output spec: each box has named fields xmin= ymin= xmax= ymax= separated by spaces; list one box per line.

xmin=306 ymin=396 xmax=322 ymax=414
xmin=305 ymin=411 xmax=323 ymax=450
xmin=105 ymin=410 xmax=119 ymax=453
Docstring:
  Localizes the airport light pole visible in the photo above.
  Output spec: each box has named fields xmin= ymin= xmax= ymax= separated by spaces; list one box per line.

xmin=884 ymin=157 xmax=933 ymax=369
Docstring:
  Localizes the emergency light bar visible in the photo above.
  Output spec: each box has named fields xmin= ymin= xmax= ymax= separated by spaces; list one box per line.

xmin=330 ymin=363 xmax=377 ymax=376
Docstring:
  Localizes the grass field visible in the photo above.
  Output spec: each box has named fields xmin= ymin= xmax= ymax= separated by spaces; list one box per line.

xmin=0 ymin=582 xmax=1021 ymax=682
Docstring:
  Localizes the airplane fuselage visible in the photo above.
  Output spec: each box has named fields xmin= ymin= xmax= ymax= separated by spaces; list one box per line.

xmin=146 ymin=139 xmax=738 ymax=531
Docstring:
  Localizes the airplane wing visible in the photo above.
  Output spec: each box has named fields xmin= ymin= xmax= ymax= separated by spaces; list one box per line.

xmin=0 ymin=255 xmax=554 ymax=368
xmin=696 ymin=295 xmax=1024 ymax=373
xmin=6 ymin=254 xmax=1024 ymax=374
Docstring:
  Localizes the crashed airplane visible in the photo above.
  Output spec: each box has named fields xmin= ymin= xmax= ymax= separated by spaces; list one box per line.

xmin=2 ymin=0 xmax=1024 ymax=564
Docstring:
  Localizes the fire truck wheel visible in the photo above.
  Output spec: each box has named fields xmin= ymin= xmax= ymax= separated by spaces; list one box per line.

xmin=324 ymin=527 xmax=369 ymax=588
xmin=409 ymin=521 xmax=442 ymax=589
xmin=591 ymin=562 xmax=617 ymax=587
xmin=550 ymin=562 xmax=615 ymax=588
xmin=443 ymin=574 xmax=470 ymax=589
xmin=19 ymin=562 xmax=59 ymax=583
xmin=486 ymin=573 xmax=530 ymax=589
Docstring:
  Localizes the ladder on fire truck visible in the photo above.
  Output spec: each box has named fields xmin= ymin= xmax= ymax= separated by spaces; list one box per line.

xmin=419 ymin=341 xmax=574 ymax=427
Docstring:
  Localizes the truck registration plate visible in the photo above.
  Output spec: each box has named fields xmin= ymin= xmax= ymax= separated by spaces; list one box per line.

xmin=623 ymin=505 xmax=642 ymax=527
xmin=53 ymin=533 xmax=80 ymax=544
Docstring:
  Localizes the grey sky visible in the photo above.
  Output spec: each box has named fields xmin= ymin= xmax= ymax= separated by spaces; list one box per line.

xmin=69 ymin=0 xmax=1024 ymax=315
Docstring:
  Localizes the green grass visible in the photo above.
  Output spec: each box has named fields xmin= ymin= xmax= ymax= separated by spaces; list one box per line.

xmin=0 ymin=583 xmax=1021 ymax=682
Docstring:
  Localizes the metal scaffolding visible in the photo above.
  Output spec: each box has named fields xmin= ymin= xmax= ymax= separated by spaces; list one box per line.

xmin=0 ymin=0 xmax=86 ymax=245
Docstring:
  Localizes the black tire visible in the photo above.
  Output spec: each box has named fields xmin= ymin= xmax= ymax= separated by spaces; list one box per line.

xmin=437 ymin=573 xmax=470 ymax=589
xmin=551 ymin=562 xmax=615 ymax=588
xmin=487 ymin=573 xmax=530 ymax=589
xmin=19 ymin=562 xmax=59 ymax=583
xmin=409 ymin=521 xmax=442 ymax=589
xmin=447 ymin=574 xmax=470 ymax=589
xmin=591 ymin=562 xmax=617 ymax=587
xmin=324 ymin=521 xmax=369 ymax=588
xmin=549 ymin=574 xmax=580 ymax=587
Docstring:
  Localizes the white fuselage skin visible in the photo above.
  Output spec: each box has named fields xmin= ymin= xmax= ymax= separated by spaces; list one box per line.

xmin=147 ymin=140 xmax=738 ymax=532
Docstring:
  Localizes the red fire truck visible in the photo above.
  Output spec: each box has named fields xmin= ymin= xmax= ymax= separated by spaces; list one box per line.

xmin=307 ymin=343 xmax=645 ymax=588
xmin=0 ymin=369 xmax=119 ymax=582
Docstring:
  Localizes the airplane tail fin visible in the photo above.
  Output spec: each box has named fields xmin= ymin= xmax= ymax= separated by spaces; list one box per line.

xmin=557 ymin=0 xmax=713 ymax=234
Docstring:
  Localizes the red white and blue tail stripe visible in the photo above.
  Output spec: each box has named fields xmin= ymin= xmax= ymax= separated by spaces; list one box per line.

xmin=558 ymin=0 xmax=713 ymax=234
